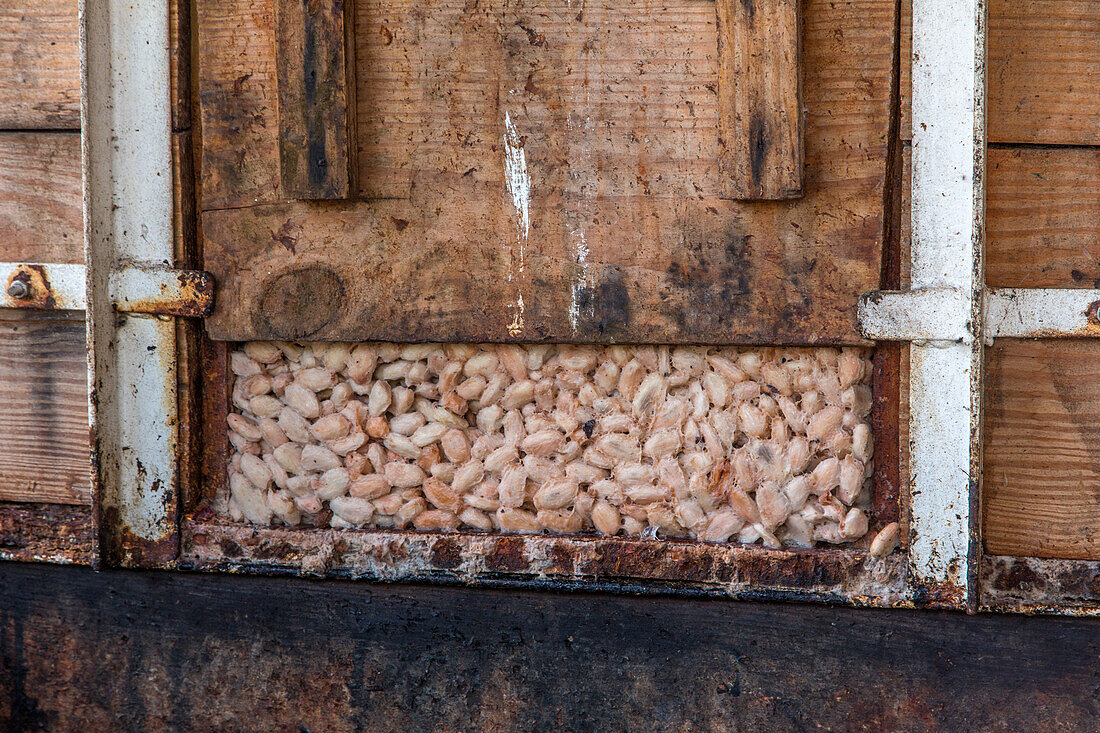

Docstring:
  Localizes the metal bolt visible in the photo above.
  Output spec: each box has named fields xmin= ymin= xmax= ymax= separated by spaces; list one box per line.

xmin=7 ymin=280 xmax=29 ymax=299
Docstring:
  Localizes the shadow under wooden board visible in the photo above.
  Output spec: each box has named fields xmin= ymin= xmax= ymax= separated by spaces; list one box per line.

xmin=197 ymin=0 xmax=896 ymax=345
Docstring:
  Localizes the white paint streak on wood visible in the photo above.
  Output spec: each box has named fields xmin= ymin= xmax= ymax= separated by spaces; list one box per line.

xmin=503 ymin=110 xmax=529 ymax=336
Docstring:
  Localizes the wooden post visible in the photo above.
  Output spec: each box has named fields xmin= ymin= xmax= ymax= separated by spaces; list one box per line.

xmin=276 ymin=0 xmax=351 ymax=199
xmin=718 ymin=0 xmax=804 ymax=200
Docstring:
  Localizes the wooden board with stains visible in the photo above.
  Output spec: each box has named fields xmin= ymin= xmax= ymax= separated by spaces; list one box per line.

xmin=198 ymin=0 xmax=895 ymax=344
xmin=984 ymin=339 xmax=1100 ymax=560
xmin=0 ymin=1 xmax=80 ymax=130
xmin=0 ymin=132 xmax=84 ymax=264
xmin=0 ymin=310 xmax=90 ymax=506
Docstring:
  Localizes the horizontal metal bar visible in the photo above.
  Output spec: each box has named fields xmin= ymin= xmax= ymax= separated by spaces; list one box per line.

xmin=2 ymin=262 xmax=214 ymax=316
xmin=858 ymin=288 xmax=972 ymax=343
xmin=109 ymin=265 xmax=215 ymax=317
xmin=1 ymin=262 xmax=86 ymax=309
xmin=984 ymin=288 xmax=1100 ymax=340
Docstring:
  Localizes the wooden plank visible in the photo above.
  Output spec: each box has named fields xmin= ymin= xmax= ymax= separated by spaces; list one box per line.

xmin=901 ymin=146 xmax=1100 ymax=290
xmin=717 ymin=0 xmax=803 ymax=200
xmin=201 ymin=0 xmax=896 ymax=344
xmin=0 ymin=310 xmax=90 ymax=506
xmin=0 ymin=1 xmax=80 ymax=129
xmin=0 ymin=132 xmax=84 ymax=265
xmin=4 ymin=563 xmax=1100 ymax=729
xmin=196 ymin=0 xmax=283 ymax=209
xmin=986 ymin=147 xmax=1100 ymax=289
xmin=275 ymin=0 xmax=351 ymax=199
xmin=902 ymin=0 xmax=1100 ymax=145
xmin=170 ymin=0 xmax=192 ymax=131
xmin=984 ymin=340 xmax=1100 ymax=560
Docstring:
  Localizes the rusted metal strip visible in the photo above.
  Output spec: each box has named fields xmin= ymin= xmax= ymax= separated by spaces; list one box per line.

xmin=981 ymin=555 xmax=1100 ymax=616
xmin=181 ymin=519 xmax=914 ymax=607
xmin=83 ymin=0 xmax=180 ymax=566
xmin=2 ymin=262 xmax=214 ymax=316
xmin=109 ymin=265 xmax=215 ymax=317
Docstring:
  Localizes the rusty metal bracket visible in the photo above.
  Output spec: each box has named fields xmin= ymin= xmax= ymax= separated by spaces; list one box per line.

xmin=2 ymin=262 xmax=214 ymax=316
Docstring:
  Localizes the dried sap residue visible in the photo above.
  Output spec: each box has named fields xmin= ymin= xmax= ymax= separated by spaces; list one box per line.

xmin=224 ymin=343 xmax=873 ymax=547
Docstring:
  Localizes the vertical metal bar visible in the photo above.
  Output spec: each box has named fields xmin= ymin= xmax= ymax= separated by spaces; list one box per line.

xmin=908 ymin=0 xmax=985 ymax=609
xmin=82 ymin=0 xmax=179 ymax=565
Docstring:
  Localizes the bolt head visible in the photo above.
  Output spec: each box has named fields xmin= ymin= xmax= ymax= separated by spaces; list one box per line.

xmin=7 ymin=280 xmax=29 ymax=299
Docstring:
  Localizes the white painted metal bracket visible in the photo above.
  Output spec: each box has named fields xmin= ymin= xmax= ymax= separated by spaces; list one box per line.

xmin=82 ymin=0 xmax=182 ymax=565
xmin=859 ymin=0 xmax=987 ymax=610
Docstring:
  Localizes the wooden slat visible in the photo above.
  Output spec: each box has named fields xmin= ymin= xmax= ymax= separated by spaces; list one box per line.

xmin=902 ymin=0 xmax=1100 ymax=145
xmin=6 ymin=563 xmax=1100 ymax=727
xmin=170 ymin=0 xmax=192 ymax=131
xmin=200 ymin=0 xmax=896 ymax=344
xmin=0 ymin=1 xmax=80 ymax=129
xmin=0 ymin=310 xmax=90 ymax=506
xmin=717 ymin=0 xmax=803 ymax=200
xmin=0 ymin=132 xmax=84 ymax=264
xmin=984 ymin=340 xmax=1100 ymax=560
xmin=986 ymin=147 xmax=1100 ymax=289
xmin=275 ymin=0 xmax=351 ymax=199
xmin=900 ymin=145 xmax=1100 ymax=290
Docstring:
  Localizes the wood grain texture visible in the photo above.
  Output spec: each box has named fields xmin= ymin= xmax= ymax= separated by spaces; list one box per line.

xmin=3 ymin=563 xmax=1100 ymax=730
xmin=901 ymin=0 xmax=1100 ymax=144
xmin=0 ymin=132 xmax=84 ymax=265
xmin=717 ymin=0 xmax=803 ymax=199
xmin=276 ymin=0 xmax=351 ymax=198
xmin=986 ymin=147 xmax=1100 ymax=289
xmin=984 ymin=340 xmax=1100 ymax=560
xmin=0 ymin=1 xmax=80 ymax=129
xmin=0 ymin=310 xmax=90 ymax=506
xmin=170 ymin=0 xmax=192 ymax=131
xmin=200 ymin=0 xmax=895 ymax=344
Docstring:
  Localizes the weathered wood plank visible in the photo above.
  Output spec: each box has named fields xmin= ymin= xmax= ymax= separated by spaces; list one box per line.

xmin=717 ymin=0 xmax=803 ymax=200
xmin=0 ymin=1 xmax=80 ymax=129
xmin=3 ymin=563 xmax=1100 ymax=730
xmin=276 ymin=0 xmax=351 ymax=198
xmin=0 ymin=310 xmax=90 ymax=506
xmin=196 ymin=0 xmax=283 ymax=208
xmin=201 ymin=0 xmax=895 ymax=344
xmin=902 ymin=0 xmax=1100 ymax=144
xmin=900 ymin=145 xmax=1100 ymax=290
xmin=170 ymin=0 xmax=192 ymax=131
xmin=986 ymin=147 xmax=1100 ymax=289
xmin=0 ymin=133 xmax=83 ymax=265
xmin=984 ymin=339 xmax=1100 ymax=560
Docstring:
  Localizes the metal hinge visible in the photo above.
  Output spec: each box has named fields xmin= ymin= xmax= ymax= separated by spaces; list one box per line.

xmin=2 ymin=262 xmax=215 ymax=316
